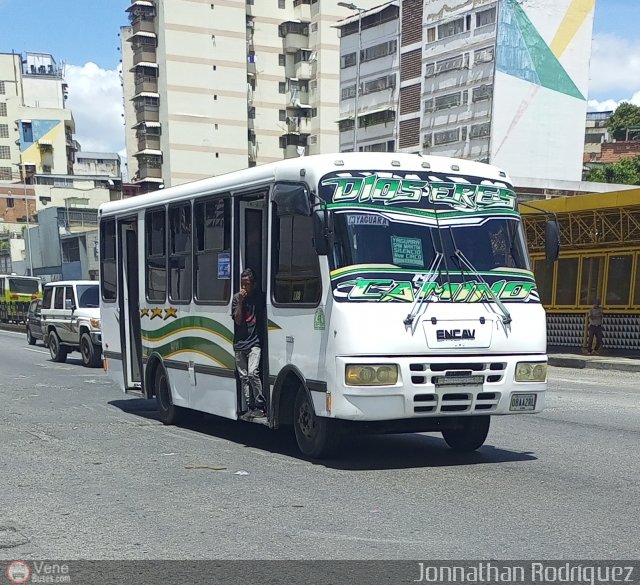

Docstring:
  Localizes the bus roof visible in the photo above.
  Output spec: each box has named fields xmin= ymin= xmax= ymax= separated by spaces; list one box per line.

xmin=100 ymin=152 xmax=512 ymax=217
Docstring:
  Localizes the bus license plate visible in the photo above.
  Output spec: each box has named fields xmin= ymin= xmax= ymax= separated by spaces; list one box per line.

xmin=510 ymin=394 xmax=537 ymax=411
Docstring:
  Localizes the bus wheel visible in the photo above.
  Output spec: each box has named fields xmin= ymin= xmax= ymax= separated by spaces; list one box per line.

xmin=80 ymin=332 xmax=102 ymax=368
xmin=26 ymin=326 xmax=36 ymax=346
xmin=155 ymin=367 xmax=184 ymax=425
xmin=442 ymin=416 xmax=490 ymax=452
xmin=293 ymin=387 xmax=341 ymax=459
xmin=48 ymin=331 xmax=68 ymax=363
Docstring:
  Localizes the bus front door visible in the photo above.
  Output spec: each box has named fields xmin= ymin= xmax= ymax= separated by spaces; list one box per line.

xmin=119 ymin=219 xmax=143 ymax=392
xmin=236 ymin=196 xmax=269 ymax=416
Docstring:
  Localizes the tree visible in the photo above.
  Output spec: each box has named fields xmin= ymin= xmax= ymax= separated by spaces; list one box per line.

xmin=585 ymin=155 xmax=640 ymax=185
xmin=607 ymin=102 xmax=640 ymax=140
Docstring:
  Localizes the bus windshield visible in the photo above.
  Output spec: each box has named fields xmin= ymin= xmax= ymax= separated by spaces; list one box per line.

xmin=77 ymin=284 xmax=99 ymax=308
xmin=331 ymin=212 xmax=530 ymax=273
xmin=9 ymin=278 xmax=40 ymax=294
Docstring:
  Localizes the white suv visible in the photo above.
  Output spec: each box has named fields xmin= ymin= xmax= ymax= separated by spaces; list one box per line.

xmin=41 ymin=280 xmax=102 ymax=367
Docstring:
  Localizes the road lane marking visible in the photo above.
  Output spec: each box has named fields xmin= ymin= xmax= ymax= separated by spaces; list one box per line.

xmin=24 ymin=348 xmax=49 ymax=354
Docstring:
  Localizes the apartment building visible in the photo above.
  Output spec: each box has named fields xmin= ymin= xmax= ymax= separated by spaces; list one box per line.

xmin=121 ymin=0 xmax=381 ymax=193
xmin=0 ymin=52 xmax=77 ymax=183
xmin=337 ymin=0 xmax=595 ymax=182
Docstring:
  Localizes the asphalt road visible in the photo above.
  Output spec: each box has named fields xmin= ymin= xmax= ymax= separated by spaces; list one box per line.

xmin=0 ymin=328 xmax=638 ymax=560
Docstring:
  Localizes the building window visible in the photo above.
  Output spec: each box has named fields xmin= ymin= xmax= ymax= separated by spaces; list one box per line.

xmin=469 ymin=122 xmax=490 ymax=139
xmin=100 ymin=219 xmax=117 ymax=302
xmin=434 ymin=92 xmax=462 ymax=110
xmin=145 ymin=208 xmax=166 ymax=302
xmin=437 ymin=17 xmax=465 ymax=39
xmin=0 ymin=103 xmax=6 ymax=116
xmin=427 ymin=27 xmax=436 ymax=43
xmin=474 ymin=46 xmax=495 ymax=64
xmin=0 ymin=167 xmax=11 ymax=180
xmin=341 ymin=85 xmax=356 ymax=100
xmin=433 ymin=128 xmax=460 ymax=145
xmin=340 ymin=52 xmax=357 ymax=69
xmin=0 ymin=145 xmax=11 ymax=159
xmin=194 ymin=197 xmax=231 ymax=303
xmin=248 ymin=107 xmax=256 ymax=119
xmin=169 ymin=203 xmax=192 ymax=303
xmin=0 ymin=124 xmax=8 ymax=138
xmin=7 ymin=197 xmax=14 ymax=208
xmin=476 ymin=7 xmax=496 ymax=27
xmin=272 ymin=214 xmax=321 ymax=305
xmin=472 ymin=84 xmax=493 ymax=102
xmin=279 ymin=109 xmax=286 ymax=121
xmin=279 ymin=82 xmax=286 ymax=93
xmin=362 ymin=74 xmax=396 ymax=95
xmin=0 ymin=81 xmax=5 ymax=94
xmin=279 ymin=53 xmax=286 ymax=66
xmin=361 ymin=40 xmax=397 ymax=63
xmin=278 ymin=0 xmax=285 ymax=7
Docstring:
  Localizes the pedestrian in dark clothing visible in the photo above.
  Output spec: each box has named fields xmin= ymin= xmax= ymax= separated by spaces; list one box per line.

xmin=586 ymin=298 xmax=604 ymax=354
xmin=232 ymin=268 xmax=266 ymax=418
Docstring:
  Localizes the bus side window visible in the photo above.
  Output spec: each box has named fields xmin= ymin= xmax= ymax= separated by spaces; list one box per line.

xmin=194 ymin=197 xmax=231 ymax=303
xmin=272 ymin=214 xmax=321 ymax=305
xmin=145 ymin=208 xmax=167 ymax=302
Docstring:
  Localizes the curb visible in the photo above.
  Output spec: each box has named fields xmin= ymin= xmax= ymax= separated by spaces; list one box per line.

xmin=548 ymin=356 xmax=640 ymax=373
xmin=0 ymin=323 xmax=25 ymax=333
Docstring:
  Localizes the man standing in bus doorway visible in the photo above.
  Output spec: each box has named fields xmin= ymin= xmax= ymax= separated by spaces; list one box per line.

xmin=232 ymin=268 xmax=267 ymax=419
xmin=586 ymin=298 xmax=604 ymax=355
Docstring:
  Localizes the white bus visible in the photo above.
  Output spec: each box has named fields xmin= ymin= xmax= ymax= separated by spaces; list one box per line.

xmin=99 ymin=153 xmax=558 ymax=458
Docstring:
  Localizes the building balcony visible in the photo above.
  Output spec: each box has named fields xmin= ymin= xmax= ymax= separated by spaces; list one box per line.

xmin=133 ymin=48 xmax=157 ymax=66
xmin=135 ymin=106 xmax=160 ymax=123
xmin=137 ymin=135 xmax=161 ymax=151
xmin=293 ymin=0 xmax=311 ymax=21
xmin=131 ymin=17 xmax=155 ymax=35
xmin=283 ymin=33 xmax=309 ymax=53
xmin=135 ymin=76 xmax=158 ymax=94
xmin=137 ymin=163 xmax=162 ymax=179
xmin=294 ymin=60 xmax=313 ymax=80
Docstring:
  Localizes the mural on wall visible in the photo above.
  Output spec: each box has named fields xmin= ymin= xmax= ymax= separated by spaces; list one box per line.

xmin=19 ymin=119 xmax=62 ymax=171
xmin=491 ymin=0 xmax=595 ymax=182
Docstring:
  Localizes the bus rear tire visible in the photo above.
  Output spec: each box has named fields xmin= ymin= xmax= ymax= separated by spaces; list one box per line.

xmin=155 ymin=367 xmax=184 ymax=425
xmin=48 ymin=331 xmax=68 ymax=363
xmin=442 ymin=416 xmax=490 ymax=452
xmin=293 ymin=387 xmax=341 ymax=459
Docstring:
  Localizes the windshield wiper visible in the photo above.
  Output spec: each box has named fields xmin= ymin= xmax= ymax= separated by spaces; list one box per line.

xmin=403 ymin=251 xmax=443 ymax=328
xmin=449 ymin=228 xmax=512 ymax=326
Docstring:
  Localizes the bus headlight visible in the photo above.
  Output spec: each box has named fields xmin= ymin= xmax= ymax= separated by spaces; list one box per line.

xmin=515 ymin=362 xmax=547 ymax=382
xmin=90 ymin=318 xmax=101 ymax=329
xmin=345 ymin=364 xmax=398 ymax=386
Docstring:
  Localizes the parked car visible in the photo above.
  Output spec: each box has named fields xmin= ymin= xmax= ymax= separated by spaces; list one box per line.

xmin=41 ymin=280 xmax=102 ymax=367
xmin=25 ymin=298 xmax=44 ymax=345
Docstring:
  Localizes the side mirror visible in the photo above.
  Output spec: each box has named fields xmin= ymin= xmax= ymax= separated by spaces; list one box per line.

xmin=272 ymin=183 xmax=311 ymax=216
xmin=65 ymin=299 xmax=76 ymax=312
xmin=545 ymin=219 xmax=560 ymax=262
xmin=312 ymin=210 xmax=329 ymax=256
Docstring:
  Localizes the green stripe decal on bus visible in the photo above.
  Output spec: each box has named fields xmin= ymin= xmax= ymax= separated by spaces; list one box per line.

xmin=143 ymin=336 xmax=236 ymax=368
xmin=268 ymin=319 xmax=281 ymax=331
xmin=142 ymin=316 xmax=234 ymax=344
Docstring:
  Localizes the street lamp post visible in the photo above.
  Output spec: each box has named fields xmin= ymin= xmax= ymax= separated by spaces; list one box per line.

xmin=338 ymin=2 xmax=364 ymax=152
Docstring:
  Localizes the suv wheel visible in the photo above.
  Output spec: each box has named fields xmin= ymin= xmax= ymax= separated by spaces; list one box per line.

xmin=48 ymin=330 xmax=68 ymax=363
xmin=26 ymin=326 xmax=36 ymax=346
xmin=80 ymin=332 xmax=102 ymax=368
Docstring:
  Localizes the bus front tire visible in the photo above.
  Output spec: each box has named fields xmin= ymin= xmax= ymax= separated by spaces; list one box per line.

xmin=48 ymin=331 xmax=68 ymax=363
xmin=155 ymin=368 xmax=184 ymax=425
xmin=442 ymin=416 xmax=490 ymax=452
xmin=293 ymin=387 xmax=341 ymax=459
xmin=80 ymin=332 xmax=102 ymax=368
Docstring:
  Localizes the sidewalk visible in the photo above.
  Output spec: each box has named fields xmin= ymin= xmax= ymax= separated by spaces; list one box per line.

xmin=548 ymin=347 xmax=640 ymax=373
